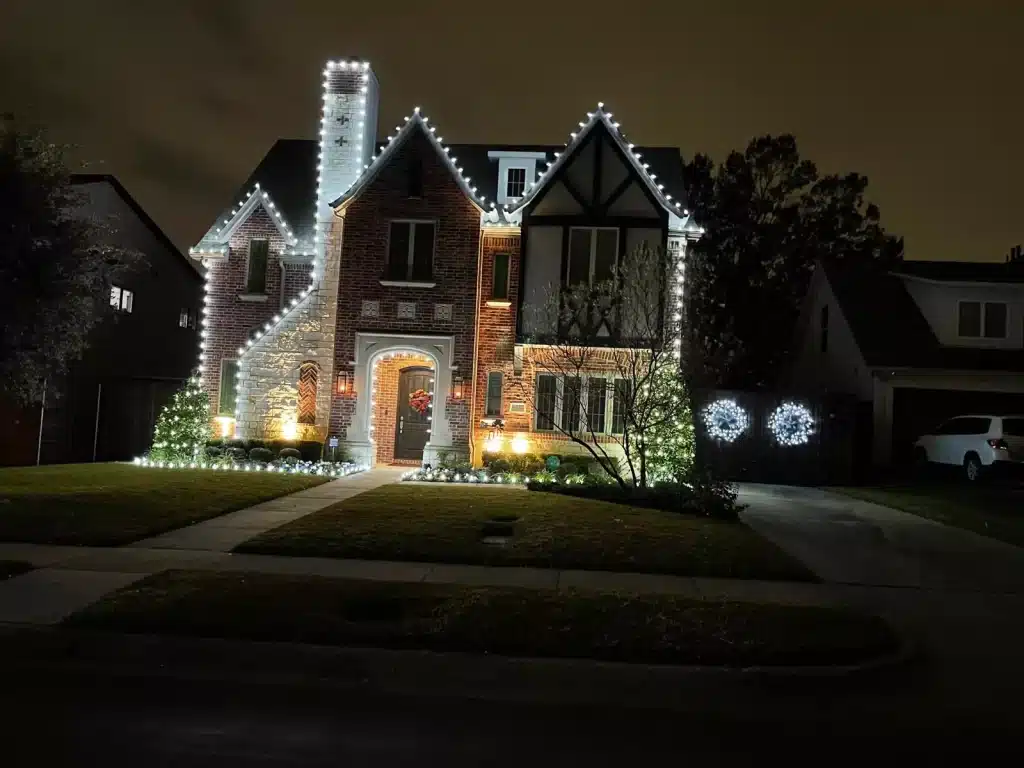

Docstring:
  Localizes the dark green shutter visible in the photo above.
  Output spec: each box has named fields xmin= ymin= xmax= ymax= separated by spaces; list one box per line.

xmin=486 ymin=371 xmax=503 ymax=416
xmin=492 ymin=253 xmax=510 ymax=299
xmin=219 ymin=360 xmax=239 ymax=416
xmin=246 ymin=239 xmax=268 ymax=294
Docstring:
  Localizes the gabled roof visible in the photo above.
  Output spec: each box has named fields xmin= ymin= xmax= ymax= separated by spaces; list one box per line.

xmin=70 ymin=173 xmax=201 ymax=277
xmin=821 ymin=260 xmax=1024 ymax=373
xmin=498 ymin=104 xmax=697 ymax=231
xmin=329 ymin=109 xmax=489 ymax=213
xmin=194 ymin=139 xmax=317 ymax=250
xmin=892 ymin=259 xmax=1024 ymax=284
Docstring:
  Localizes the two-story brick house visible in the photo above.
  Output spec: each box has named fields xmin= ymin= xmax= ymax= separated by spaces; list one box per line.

xmin=791 ymin=257 xmax=1024 ymax=465
xmin=191 ymin=60 xmax=701 ymax=467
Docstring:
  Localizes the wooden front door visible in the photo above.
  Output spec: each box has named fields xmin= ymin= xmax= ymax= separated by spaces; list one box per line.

xmin=394 ymin=366 xmax=432 ymax=461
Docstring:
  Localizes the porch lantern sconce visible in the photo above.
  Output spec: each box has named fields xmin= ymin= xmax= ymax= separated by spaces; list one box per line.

xmin=452 ymin=375 xmax=464 ymax=399
xmin=335 ymin=370 xmax=351 ymax=394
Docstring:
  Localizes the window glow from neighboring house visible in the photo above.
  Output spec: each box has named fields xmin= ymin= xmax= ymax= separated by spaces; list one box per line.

xmin=110 ymin=285 xmax=133 ymax=313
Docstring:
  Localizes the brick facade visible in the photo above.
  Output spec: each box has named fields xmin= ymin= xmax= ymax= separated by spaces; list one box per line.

xmin=199 ymin=205 xmax=306 ymax=424
xmin=328 ymin=129 xmax=480 ymax=461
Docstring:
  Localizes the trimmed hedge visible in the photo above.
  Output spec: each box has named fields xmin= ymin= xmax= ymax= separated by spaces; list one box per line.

xmin=207 ymin=439 xmax=323 ymax=463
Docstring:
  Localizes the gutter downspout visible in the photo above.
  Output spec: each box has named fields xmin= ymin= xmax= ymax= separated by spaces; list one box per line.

xmin=469 ymin=232 xmax=485 ymax=465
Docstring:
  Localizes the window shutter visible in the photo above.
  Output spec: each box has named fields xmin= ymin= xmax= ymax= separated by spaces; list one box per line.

xmin=388 ymin=222 xmax=411 ymax=279
xmin=492 ymin=253 xmax=510 ymax=299
xmin=218 ymin=360 xmax=239 ymax=416
xmin=486 ymin=371 xmax=503 ymax=416
xmin=411 ymin=223 xmax=434 ymax=281
xmin=246 ymin=239 xmax=269 ymax=294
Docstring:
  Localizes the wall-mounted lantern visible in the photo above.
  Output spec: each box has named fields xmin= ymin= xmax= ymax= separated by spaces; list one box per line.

xmin=453 ymin=375 xmax=464 ymax=399
xmin=335 ymin=370 xmax=351 ymax=394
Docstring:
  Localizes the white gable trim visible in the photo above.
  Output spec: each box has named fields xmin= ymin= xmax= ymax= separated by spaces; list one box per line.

xmin=328 ymin=109 xmax=488 ymax=215
xmin=196 ymin=183 xmax=298 ymax=248
xmin=496 ymin=104 xmax=698 ymax=233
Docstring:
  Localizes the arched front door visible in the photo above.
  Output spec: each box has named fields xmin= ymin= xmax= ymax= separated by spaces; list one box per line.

xmin=394 ymin=366 xmax=432 ymax=460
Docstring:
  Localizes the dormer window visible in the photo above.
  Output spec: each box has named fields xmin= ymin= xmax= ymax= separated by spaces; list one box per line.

xmin=505 ymin=167 xmax=526 ymax=199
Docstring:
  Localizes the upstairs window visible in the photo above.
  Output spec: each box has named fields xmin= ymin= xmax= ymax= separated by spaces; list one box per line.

xmin=505 ymin=167 xmax=526 ymax=199
xmin=959 ymin=301 xmax=1007 ymax=339
xmin=567 ymin=228 xmax=618 ymax=287
xmin=246 ymin=238 xmax=269 ymax=294
xmin=386 ymin=221 xmax=435 ymax=282
xmin=491 ymin=253 xmax=510 ymax=300
xmin=110 ymin=285 xmax=133 ymax=313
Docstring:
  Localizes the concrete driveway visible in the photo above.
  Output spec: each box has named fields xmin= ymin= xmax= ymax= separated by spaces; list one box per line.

xmin=738 ymin=484 xmax=1024 ymax=592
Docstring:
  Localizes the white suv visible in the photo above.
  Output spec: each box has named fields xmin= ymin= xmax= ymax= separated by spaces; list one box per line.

xmin=914 ymin=415 xmax=1024 ymax=481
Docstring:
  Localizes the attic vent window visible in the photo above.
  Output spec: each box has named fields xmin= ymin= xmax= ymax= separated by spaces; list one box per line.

xmin=506 ymin=167 xmax=526 ymax=199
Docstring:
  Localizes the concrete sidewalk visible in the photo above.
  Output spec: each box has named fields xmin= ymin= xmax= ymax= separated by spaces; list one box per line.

xmin=130 ymin=466 xmax=405 ymax=552
xmin=0 ymin=467 xmax=405 ymax=626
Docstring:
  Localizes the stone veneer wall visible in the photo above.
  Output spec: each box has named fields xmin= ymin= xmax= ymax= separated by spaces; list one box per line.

xmin=233 ymin=224 xmax=343 ymax=441
xmin=199 ymin=206 xmax=304 ymax=427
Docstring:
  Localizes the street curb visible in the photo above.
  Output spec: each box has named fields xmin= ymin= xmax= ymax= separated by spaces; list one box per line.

xmin=0 ymin=626 xmax=918 ymax=709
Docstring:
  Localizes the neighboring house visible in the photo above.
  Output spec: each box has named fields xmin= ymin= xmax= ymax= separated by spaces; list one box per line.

xmin=0 ymin=174 xmax=203 ymax=466
xmin=791 ymin=258 xmax=1024 ymax=466
xmin=191 ymin=60 xmax=701 ymax=467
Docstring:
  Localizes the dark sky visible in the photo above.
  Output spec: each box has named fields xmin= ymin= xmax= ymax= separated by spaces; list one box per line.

xmin=3 ymin=1 xmax=1021 ymax=261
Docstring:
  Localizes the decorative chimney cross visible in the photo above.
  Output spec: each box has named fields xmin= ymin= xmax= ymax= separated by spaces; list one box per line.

xmin=334 ymin=136 xmax=347 ymax=147
xmin=336 ymin=115 xmax=350 ymax=126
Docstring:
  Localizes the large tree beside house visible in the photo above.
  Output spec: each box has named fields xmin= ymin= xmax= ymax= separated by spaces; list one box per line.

xmin=0 ymin=117 xmax=137 ymax=404
xmin=682 ymin=134 xmax=903 ymax=390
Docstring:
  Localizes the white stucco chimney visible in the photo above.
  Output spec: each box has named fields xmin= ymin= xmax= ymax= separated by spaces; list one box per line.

xmin=317 ymin=60 xmax=379 ymax=227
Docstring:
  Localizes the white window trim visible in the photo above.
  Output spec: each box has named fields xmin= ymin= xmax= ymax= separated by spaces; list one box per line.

xmin=957 ymin=299 xmax=1007 ymax=339
xmin=505 ymin=167 xmax=527 ymax=200
xmin=387 ymin=219 xmax=436 ymax=282
xmin=533 ymin=373 xmax=619 ymax=434
xmin=567 ymin=227 xmax=620 ymax=286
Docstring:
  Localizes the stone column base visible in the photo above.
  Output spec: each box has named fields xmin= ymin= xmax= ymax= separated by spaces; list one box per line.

xmin=423 ymin=443 xmax=468 ymax=469
xmin=345 ymin=441 xmax=376 ymax=469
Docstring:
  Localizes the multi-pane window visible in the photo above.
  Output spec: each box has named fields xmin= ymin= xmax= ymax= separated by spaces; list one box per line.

xmin=218 ymin=359 xmax=239 ymax=416
xmin=611 ymin=378 xmax=631 ymax=434
xmin=485 ymin=371 xmax=503 ymax=417
xmin=246 ymin=238 xmax=269 ymax=294
xmin=534 ymin=375 xmax=631 ymax=435
xmin=560 ymin=376 xmax=582 ymax=432
xmin=567 ymin=228 xmax=618 ymax=287
xmin=535 ymin=374 xmax=557 ymax=430
xmin=506 ymin=167 xmax=526 ymax=199
xmin=959 ymin=301 xmax=1007 ymax=339
xmin=491 ymin=253 xmax=510 ymax=300
xmin=387 ymin=221 xmax=435 ymax=281
xmin=110 ymin=285 xmax=133 ymax=313
xmin=586 ymin=377 xmax=608 ymax=433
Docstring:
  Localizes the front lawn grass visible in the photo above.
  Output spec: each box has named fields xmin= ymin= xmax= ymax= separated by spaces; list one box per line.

xmin=65 ymin=569 xmax=896 ymax=666
xmin=831 ymin=484 xmax=1024 ymax=548
xmin=238 ymin=484 xmax=814 ymax=581
xmin=0 ymin=560 xmax=33 ymax=580
xmin=0 ymin=464 xmax=330 ymax=546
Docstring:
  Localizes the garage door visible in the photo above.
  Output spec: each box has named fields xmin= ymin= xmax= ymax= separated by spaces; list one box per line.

xmin=892 ymin=388 xmax=1024 ymax=464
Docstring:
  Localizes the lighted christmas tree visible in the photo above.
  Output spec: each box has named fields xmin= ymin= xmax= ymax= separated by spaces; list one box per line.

xmin=147 ymin=374 xmax=210 ymax=462
xmin=639 ymin=368 xmax=695 ymax=485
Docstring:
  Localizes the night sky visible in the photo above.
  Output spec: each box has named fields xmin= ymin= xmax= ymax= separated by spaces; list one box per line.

xmin=2 ymin=1 xmax=1021 ymax=261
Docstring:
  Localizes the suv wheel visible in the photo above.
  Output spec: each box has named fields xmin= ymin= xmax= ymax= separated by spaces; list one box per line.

xmin=963 ymin=453 xmax=983 ymax=483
